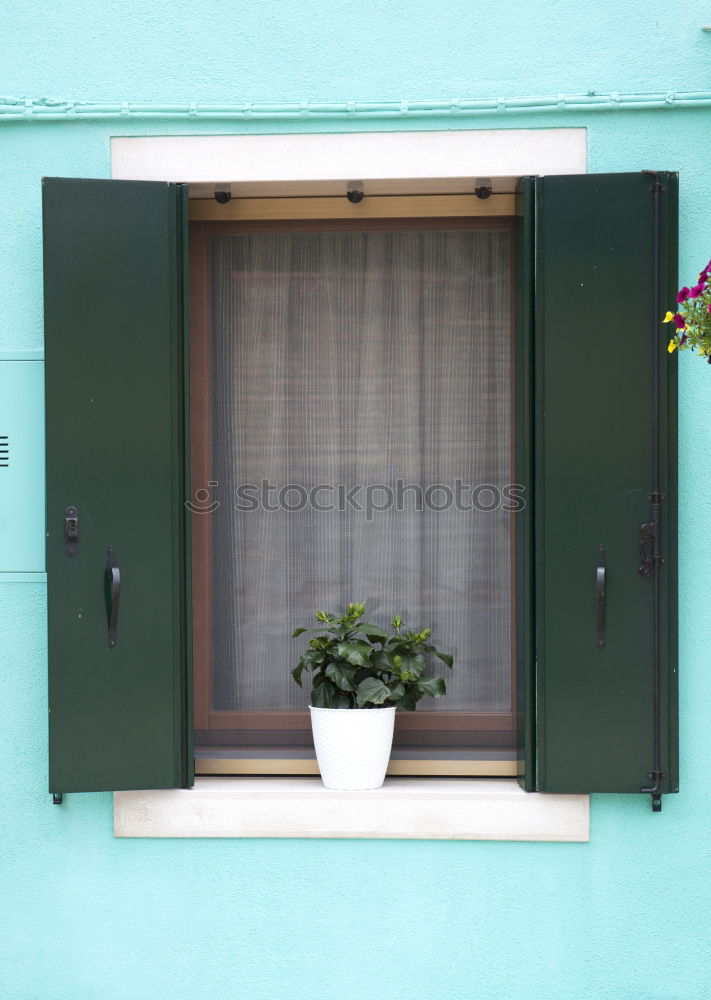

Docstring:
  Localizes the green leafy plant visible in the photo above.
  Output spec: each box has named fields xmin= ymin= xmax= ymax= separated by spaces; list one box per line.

xmin=664 ymin=256 xmax=711 ymax=362
xmin=292 ymin=601 xmax=453 ymax=709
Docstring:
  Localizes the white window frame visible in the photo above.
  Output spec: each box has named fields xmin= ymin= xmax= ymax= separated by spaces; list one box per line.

xmin=112 ymin=127 xmax=589 ymax=841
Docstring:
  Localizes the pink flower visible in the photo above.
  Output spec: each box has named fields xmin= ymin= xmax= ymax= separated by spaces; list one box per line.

xmin=673 ymin=313 xmax=686 ymax=329
xmin=680 ymin=333 xmax=687 ymax=346
xmin=677 ymin=287 xmax=690 ymax=303
xmin=690 ymin=282 xmax=705 ymax=298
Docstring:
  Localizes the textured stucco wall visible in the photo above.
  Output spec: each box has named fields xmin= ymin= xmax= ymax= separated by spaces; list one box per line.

xmin=2 ymin=3 xmax=711 ymax=998
xmin=4 ymin=0 xmax=711 ymax=103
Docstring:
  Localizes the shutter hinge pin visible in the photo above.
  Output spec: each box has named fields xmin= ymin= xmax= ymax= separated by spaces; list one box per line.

xmin=52 ymin=793 xmax=63 ymax=805
xmin=640 ymin=771 xmax=668 ymax=812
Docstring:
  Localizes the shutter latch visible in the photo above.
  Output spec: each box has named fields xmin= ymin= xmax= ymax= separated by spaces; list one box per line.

xmin=638 ymin=493 xmax=666 ymax=577
xmin=64 ymin=505 xmax=79 ymax=557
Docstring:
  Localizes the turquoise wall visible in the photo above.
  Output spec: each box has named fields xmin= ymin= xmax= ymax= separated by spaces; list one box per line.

xmin=2 ymin=3 xmax=711 ymax=998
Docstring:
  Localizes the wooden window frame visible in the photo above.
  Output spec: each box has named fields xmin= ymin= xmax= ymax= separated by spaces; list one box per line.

xmin=190 ymin=196 xmax=519 ymax=776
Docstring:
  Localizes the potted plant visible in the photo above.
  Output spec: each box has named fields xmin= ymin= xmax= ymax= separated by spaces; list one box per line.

xmin=664 ymin=256 xmax=711 ymax=362
xmin=292 ymin=602 xmax=453 ymax=789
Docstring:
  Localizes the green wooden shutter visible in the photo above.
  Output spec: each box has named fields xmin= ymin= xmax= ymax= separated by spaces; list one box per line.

xmin=518 ymin=172 xmax=678 ymax=801
xmin=43 ymin=178 xmax=192 ymax=794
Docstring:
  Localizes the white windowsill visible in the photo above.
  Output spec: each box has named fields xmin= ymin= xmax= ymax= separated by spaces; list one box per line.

xmin=114 ymin=778 xmax=589 ymax=841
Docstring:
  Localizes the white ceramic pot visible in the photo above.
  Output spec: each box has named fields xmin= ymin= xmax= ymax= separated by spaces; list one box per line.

xmin=309 ymin=705 xmax=396 ymax=790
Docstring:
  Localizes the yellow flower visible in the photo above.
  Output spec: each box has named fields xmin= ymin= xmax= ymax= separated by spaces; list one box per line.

xmin=667 ymin=339 xmax=677 ymax=353
xmin=663 ymin=311 xmax=675 ymax=323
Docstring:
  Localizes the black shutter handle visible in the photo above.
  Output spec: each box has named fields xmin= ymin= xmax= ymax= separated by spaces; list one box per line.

xmin=596 ymin=544 xmax=606 ymax=649
xmin=105 ymin=546 xmax=121 ymax=649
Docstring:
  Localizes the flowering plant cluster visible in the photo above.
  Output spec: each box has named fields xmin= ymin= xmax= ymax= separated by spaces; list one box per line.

xmin=664 ymin=257 xmax=711 ymax=361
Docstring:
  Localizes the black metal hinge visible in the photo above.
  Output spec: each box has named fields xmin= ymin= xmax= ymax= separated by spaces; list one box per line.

xmin=642 ymin=170 xmax=667 ymax=197
xmin=638 ymin=493 xmax=666 ymax=577
xmin=640 ymin=771 xmax=668 ymax=812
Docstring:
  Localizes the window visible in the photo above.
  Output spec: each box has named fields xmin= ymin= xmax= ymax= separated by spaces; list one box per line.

xmin=42 ymin=168 xmax=678 ymax=804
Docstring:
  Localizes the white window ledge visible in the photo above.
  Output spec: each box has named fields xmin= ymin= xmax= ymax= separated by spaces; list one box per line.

xmin=114 ymin=778 xmax=589 ymax=841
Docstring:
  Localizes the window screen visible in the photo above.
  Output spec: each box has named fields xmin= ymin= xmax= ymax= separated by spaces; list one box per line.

xmin=200 ymin=226 xmax=513 ymax=721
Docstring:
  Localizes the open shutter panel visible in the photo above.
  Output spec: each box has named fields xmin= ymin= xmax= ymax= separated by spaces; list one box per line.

xmin=43 ymin=178 xmax=192 ymax=794
xmin=521 ymin=172 xmax=678 ymax=802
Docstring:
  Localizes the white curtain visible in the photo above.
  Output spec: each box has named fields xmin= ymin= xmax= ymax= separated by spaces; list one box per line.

xmin=209 ymin=227 xmax=512 ymax=712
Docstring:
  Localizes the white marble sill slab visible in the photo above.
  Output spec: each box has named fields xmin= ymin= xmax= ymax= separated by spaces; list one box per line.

xmin=114 ymin=778 xmax=589 ymax=841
